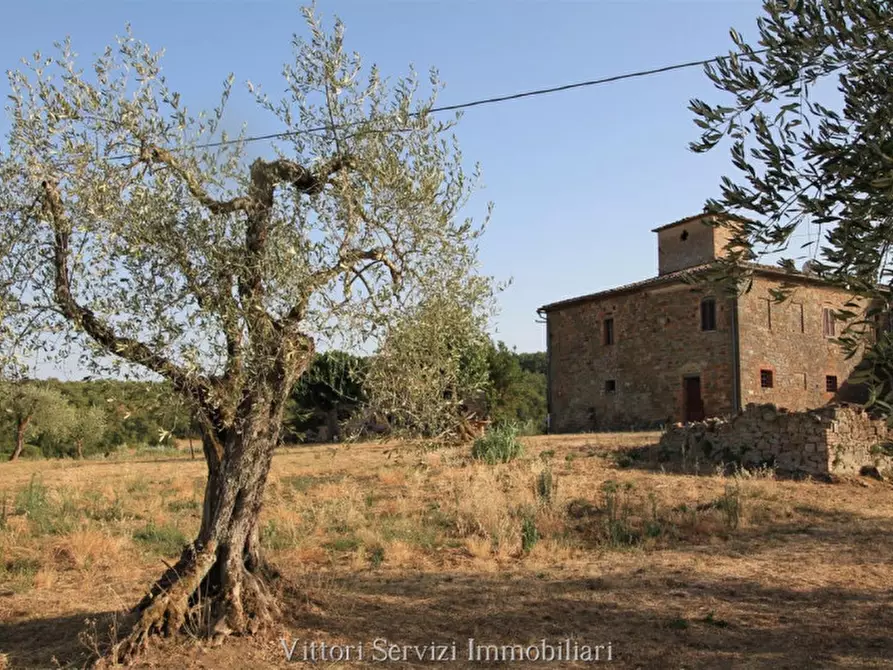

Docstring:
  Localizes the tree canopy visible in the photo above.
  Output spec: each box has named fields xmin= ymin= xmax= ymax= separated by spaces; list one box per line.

xmin=690 ymin=0 xmax=893 ymax=413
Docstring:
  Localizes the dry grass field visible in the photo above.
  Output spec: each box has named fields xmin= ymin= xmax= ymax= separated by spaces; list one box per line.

xmin=2 ymin=432 xmax=893 ymax=669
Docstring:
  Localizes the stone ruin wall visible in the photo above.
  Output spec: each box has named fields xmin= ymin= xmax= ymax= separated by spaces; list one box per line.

xmin=659 ymin=403 xmax=893 ymax=477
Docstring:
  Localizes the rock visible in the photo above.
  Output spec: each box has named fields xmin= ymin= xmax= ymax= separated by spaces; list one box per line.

xmin=859 ymin=465 xmax=885 ymax=481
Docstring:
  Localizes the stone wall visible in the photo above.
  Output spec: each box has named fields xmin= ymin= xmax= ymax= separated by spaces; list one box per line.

xmin=737 ymin=274 xmax=869 ymax=410
xmin=656 ymin=220 xmax=717 ymax=276
xmin=659 ymin=402 xmax=893 ymax=477
xmin=547 ymin=284 xmax=735 ymax=433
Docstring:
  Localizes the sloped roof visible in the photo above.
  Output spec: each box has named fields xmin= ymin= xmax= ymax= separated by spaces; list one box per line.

xmin=650 ymin=211 xmax=754 ymax=233
xmin=537 ymin=262 xmax=826 ymax=313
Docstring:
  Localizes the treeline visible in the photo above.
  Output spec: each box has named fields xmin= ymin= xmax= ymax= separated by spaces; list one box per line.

xmin=1 ymin=341 xmax=547 ymax=459
xmin=287 ymin=343 xmax=547 ymax=443
xmin=0 ymin=379 xmax=198 ymax=460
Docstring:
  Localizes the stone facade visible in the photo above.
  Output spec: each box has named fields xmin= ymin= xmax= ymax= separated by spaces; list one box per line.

xmin=656 ymin=215 xmax=736 ymax=276
xmin=540 ymin=213 xmax=872 ymax=433
xmin=546 ymin=284 xmax=735 ymax=432
xmin=658 ymin=403 xmax=893 ymax=477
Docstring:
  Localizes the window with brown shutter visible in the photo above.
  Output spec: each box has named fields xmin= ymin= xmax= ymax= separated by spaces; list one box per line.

xmin=700 ymin=298 xmax=716 ymax=331
xmin=822 ymin=308 xmax=835 ymax=337
xmin=603 ymin=318 xmax=614 ymax=345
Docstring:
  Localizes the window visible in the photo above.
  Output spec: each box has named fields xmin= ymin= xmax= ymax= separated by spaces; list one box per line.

xmin=794 ymin=302 xmax=805 ymax=333
xmin=796 ymin=373 xmax=807 ymax=390
xmin=760 ymin=369 xmax=774 ymax=388
xmin=700 ymin=298 xmax=717 ymax=331
xmin=603 ymin=318 xmax=614 ymax=345
xmin=825 ymin=375 xmax=838 ymax=393
xmin=605 ymin=380 xmax=616 ymax=393
xmin=823 ymin=308 xmax=836 ymax=337
xmin=762 ymin=298 xmax=772 ymax=330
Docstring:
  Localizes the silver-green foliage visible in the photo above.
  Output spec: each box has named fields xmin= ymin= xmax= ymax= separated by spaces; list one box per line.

xmin=690 ymin=0 xmax=893 ymax=415
xmin=363 ymin=287 xmax=495 ymax=440
xmin=0 ymin=6 xmax=493 ymax=429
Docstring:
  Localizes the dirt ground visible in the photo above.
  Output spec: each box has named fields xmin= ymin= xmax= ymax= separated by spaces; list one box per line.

xmin=2 ymin=432 xmax=893 ymax=669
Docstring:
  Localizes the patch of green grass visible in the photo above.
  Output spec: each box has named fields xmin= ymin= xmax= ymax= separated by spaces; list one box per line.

xmin=378 ymin=517 xmax=442 ymax=550
xmin=716 ymin=483 xmax=744 ymax=530
xmin=84 ymin=492 xmax=126 ymax=523
xmin=14 ymin=475 xmax=76 ymax=535
xmin=367 ymin=545 xmax=385 ymax=568
xmin=283 ymin=474 xmax=343 ymax=494
xmin=15 ymin=475 xmax=49 ymax=517
xmin=471 ymin=423 xmax=524 ymax=465
xmin=260 ymin=519 xmax=299 ymax=551
xmin=167 ymin=499 xmax=200 ymax=514
xmin=668 ymin=618 xmax=689 ymax=630
xmin=601 ymin=480 xmax=641 ymax=548
xmin=133 ymin=522 xmax=187 ymax=556
xmin=521 ymin=512 xmax=539 ymax=554
xmin=125 ymin=476 xmax=151 ymax=497
xmin=2 ymin=556 xmax=41 ymax=578
xmin=326 ymin=535 xmax=361 ymax=552
xmin=0 ymin=491 xmax=8 ymax=531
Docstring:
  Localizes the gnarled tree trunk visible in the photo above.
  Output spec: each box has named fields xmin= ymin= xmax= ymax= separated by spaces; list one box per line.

xmin=115 ymin=352 xmax=310 ymax=661
xmin=8 ymin=415 xmax=30 ymax=462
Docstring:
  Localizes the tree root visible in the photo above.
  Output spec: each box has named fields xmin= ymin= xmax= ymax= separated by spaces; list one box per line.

xmin=108 ymin=540 xmax=280 ymax=665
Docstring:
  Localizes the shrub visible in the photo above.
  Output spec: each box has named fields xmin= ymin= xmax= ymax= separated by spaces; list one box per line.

xmin=535 ymin=467 xmax=555 ymax=505
xmin=367 ymin=545 xmax=386 ymax=568
xmin=717 ymin=483 xmax=744 ymax=530
xmin=471 ymin=423 xmax=524 ymax=464
xmin=520 ymin=511 xmax=539 ymax=554
xmin=602 ymin=479 xmax=640 ymax=547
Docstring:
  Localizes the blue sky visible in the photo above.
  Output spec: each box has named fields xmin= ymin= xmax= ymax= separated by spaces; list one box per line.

xmin=1 ymin=0 xmax=777 ymax=376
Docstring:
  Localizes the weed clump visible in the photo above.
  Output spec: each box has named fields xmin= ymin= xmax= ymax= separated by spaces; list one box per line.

xmin=520 ymin=511 xmax=539 ymax=554
xmin=471 ymin=423 xmax=524 ymax=464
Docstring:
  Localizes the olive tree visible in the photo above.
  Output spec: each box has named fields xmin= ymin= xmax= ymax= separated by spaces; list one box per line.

xmin=68 ymin=404 xmax=107 ymax=458
xmin=690 ymin=0 xmax=893 ymax=409
xmin=0 ymin=7 xmax=491 ymax=658
xmin=362 ymin=284 xmax=493 ymax=442
xmin=0 ymin=381 xmax=73 ymax=460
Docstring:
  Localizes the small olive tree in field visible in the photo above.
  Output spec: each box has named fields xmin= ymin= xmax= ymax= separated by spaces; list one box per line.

xmin=0 ymin=381 xmax=74 ymax=460
xmin=0 ymin=7 xmax=491 ymax=659
xmin=363 ymin=287 xmax=493 ymax=441
xmin=68 ymin=404 xmax=107 ymax=458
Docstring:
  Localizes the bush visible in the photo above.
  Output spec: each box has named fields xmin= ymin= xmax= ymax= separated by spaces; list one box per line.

xmin=471 ymin=423 xmax=524 ymax=464
xmin=535 ymin=467 xmax=555 ymax=505
xmin=520 ymin=511 xmax=539 ymax=554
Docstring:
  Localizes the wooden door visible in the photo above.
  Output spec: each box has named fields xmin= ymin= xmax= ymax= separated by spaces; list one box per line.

xmin=683 ymin=376 xmax=705 ymax=422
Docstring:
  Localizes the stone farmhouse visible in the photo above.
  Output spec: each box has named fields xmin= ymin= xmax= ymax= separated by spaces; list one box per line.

xmin=538 ymin=212 xmax=872 ymax=433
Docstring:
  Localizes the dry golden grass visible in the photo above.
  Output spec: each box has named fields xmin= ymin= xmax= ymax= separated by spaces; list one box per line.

xmin=1 ymin=432 xmax=893 ymax=668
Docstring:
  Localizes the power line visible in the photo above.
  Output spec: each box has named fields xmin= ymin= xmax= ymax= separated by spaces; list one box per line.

xmin=108 ymin=46 xmax=770 ymax=160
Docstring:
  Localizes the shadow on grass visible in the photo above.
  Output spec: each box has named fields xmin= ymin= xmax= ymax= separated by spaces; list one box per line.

xmin=0 ymin=609 xmax=129 ymax=669
xmin=3 ymin=510 xmax=893 ymax=668
xmin=285 ymin=563 xmax=893 ymax=669
xmin=606 ymin=442 xmax=850 ymax=483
